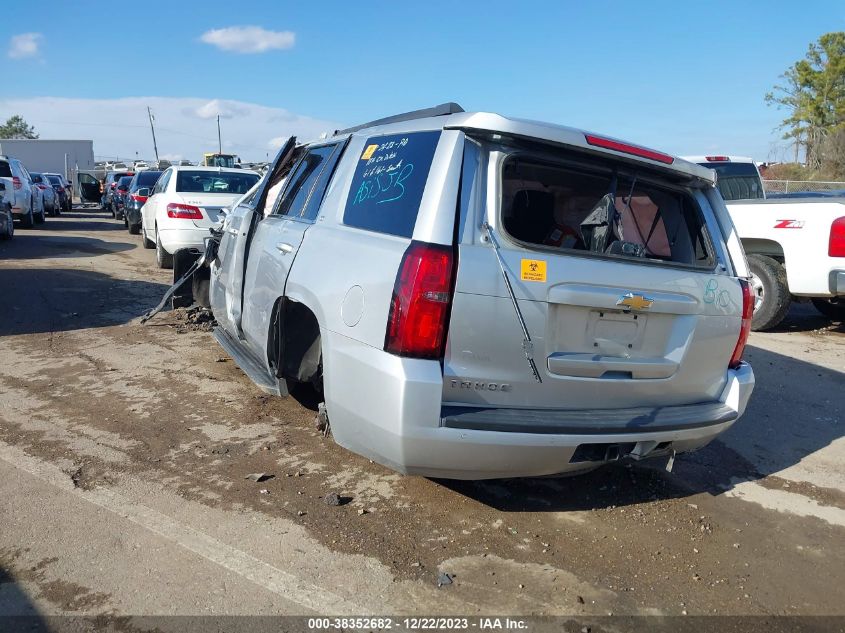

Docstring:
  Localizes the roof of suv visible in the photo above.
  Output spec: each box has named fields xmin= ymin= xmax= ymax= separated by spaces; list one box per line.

xmin=330 ymin=104 xmax=716 ymax=184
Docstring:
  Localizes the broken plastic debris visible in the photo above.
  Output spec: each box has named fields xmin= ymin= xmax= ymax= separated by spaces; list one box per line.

xmin=245 ymin=473 xmax=274 ymax=482
xmin=437 ymin=572 xmax=453 ymax=587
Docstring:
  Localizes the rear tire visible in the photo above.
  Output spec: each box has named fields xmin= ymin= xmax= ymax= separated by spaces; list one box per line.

xmin=128 ymin=222 xmax=140 ymax=235
xmin=811 ymin=298 xmax=845 ymax=321
xmin=155 ymin=231 xmax=173 ymax=269
xmin=142 ymin=224 xmax=155 ymax=249
xmin=747 ymin=254 xmax=791 ymax=331
xmin=1 ymin=211 xmax=13 ymax=240
xmin=20 ymin=207 xmax=34 ymax=228
xmin=34 ymin=205 xmax=45 ymax=224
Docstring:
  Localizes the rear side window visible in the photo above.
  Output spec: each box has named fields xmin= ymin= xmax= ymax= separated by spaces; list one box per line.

xmin=343 ymin=131 xmax=441 ymax=238
xmin=501 ymin=154 xmax=714 ymax=268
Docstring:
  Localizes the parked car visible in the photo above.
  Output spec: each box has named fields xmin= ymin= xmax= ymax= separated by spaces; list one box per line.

xmin=685 ymin=155 xmax=845 ymax=328
xmin=30 ymin=173 xmax=58 ymax=216
xmin=141 ymin=166 xmax=259 ymax=268
xmin=0 ymin=155 xmax=40 ymax=227
xmin=0 ymin=181 xmax=14 ymax=240
xmin=102 ymin=171 xmax=134 ymax=216
xmin=199 ymin=103 xmax=756 ymax=480
xmin=112 ymin=175 xmax=134 ymax=220
xmin=123 ymin=170 xmax=162 ymax=233
xmin=44 ymin=173 xmax=72 ymax=213
xmin=133 ymin=161 xmax=150 ymax=172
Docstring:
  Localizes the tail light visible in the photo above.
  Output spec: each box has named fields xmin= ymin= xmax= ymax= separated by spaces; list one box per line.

xmin=37 ymin=184 xmax=48 ymax=190
xmin=166 ymin=203 xmax=203 ymax=219
xmin=384 ymin=241 xmax=456 ymax=360
xmin=706 ymin=156 xmax=731 ymax=162
xmin=12 ymin=176 xmax=21 ymax=190
xmin=729 ymin=279 xmax=754 ymax=369
xmin=131 ymin=194 xmax=148 ymax=203
xmin=829 ymin=216 xmax=845 ymax=257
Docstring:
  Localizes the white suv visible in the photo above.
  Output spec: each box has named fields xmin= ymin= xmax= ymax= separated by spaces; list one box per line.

xmin=0 ymin=155 xmax=42 ymax=227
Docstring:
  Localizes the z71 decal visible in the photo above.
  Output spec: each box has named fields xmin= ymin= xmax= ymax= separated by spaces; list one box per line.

xmin=774 ymin=220 xmax=804 ymax=229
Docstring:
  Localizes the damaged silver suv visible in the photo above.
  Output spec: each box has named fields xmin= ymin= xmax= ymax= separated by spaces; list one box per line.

xmin=204 ymin=103 xmax=755 ymax=480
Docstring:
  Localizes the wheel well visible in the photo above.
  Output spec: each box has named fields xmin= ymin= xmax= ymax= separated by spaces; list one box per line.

xmin=741 ymin=238 xmax=785 ymax=265
xmin=268 ymin=297 xmax=322 ymax=384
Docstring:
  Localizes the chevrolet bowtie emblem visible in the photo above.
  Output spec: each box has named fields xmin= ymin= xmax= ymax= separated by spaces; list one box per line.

xmin=616 ymin=293 xmax=654 ymax=311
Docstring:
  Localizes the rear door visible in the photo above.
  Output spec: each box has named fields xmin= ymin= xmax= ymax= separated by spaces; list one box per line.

xmin=214 ymin=138 xmax=297 ymax=338
xmin=76 ymin=172 xmax=100 ymax=202
xmin=241 ymin=141 xmax=346 ymax=362
xmin=443 ymin=141 xmax=742 ymax=411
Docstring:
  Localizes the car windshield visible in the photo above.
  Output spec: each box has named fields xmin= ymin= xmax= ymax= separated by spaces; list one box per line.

xmin=176 ymin=171 xmax=259 ymax=194
xmin=696 ymin=162 xmax=764 ymax=201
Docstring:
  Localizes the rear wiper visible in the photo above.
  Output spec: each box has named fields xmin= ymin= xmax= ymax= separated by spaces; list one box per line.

xmin=482 ymin=222 xmax=542 ymax=384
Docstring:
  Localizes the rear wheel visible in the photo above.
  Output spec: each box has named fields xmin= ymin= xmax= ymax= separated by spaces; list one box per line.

xmin=142 ymin=224 xmax=155 ymax=248
xmin=747 ymin=254 xmax=791 ymax=331
xmin=20 ymin=207 xmax=34 ymax=228
xmin=34 ymin=203 xmax=46 ymax=224
xmin=155 ymin=230 xmax=173 ymax=269
xmin=812 ymin=298 xmax=845 ymax=321
xmin=128 ymin=222 xmax=140 ymax=235
xmin=1 ymin=211 xmax=13 ymax=240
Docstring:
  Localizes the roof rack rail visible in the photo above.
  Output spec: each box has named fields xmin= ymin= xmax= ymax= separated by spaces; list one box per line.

xmin=334 ymin=102 xmax=465 ymax=136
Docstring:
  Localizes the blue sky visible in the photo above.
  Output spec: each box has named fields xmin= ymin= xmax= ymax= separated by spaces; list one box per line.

xmin=2 ymin=1 xmax=843 ymax=162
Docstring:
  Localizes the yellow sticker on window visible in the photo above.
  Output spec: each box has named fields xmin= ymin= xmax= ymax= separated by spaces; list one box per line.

xmin=361 ymin=144 xmax=378 ymax=160
xmin=520 ymin=259 xmax=547 ymax=282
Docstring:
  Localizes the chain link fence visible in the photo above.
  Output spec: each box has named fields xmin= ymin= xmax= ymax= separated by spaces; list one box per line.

xmin=763 ymin=179 xmax=845 ymax=194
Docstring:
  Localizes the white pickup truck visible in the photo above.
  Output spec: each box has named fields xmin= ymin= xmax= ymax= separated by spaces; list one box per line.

xmin=683 ymin=156 xmax=845 ymax=330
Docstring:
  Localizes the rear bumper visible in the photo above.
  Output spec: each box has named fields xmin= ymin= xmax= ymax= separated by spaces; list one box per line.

xmin=830 ymin=270 xmax=845 ymax=295
xmin=324 ymin=330 xmax=755 ymax=480
xmin=158 ymin=227 xmax=208 ymax=254
xmin=125 ymin=207 xmax=140 ymax=225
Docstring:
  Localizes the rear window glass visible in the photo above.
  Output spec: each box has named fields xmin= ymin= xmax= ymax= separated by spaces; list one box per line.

xmin=137 ymin=171 xmax=161 ymax=186
xmin=47 ymin=175 xmax=62 ymax=185
xmin=0 ymin=162 xmax=13 ymax=177
xmin=343 ymin=131 xmax=441 ymax=238
xmin=501 ymin=155 xmax=714 ymax=268
xmin=176 ymin=171 xmax=259 ymax=194
xmin=696 ymin=162 xmax=764 ymax=201
xmin=118 ymin=176 xmax=133 ymax=187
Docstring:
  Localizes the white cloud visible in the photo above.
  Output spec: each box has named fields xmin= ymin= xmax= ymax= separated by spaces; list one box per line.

xmin=0 ymin=96 xmax=341 ymax=163
xmin=200 ymin=26 xmax=295 ymax=54
xmin=8 ymin=32 xmax=42 ymax=59
xmin=193 ymin=99 xmax=248 ymax=120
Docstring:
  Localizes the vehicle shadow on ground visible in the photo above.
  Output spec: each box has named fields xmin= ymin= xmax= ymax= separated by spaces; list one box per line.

xmin=769 ymin=302 xmax=844 ymax=334
xmin=1 ymin=217 xmax=133 ymax=261
xmin=441 ymin=342 xmax=844 ymax=512
xmin=0 ymin=566 xmax=45 ymax=622
xmin=0 ymin=268 xmax=169 ymax=336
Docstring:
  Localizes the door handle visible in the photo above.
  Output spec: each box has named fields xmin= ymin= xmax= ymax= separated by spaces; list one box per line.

xmin=276 ymin=242 xmax=294 ymax=254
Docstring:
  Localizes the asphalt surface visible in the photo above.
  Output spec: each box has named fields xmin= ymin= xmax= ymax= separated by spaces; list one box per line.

xmin=0 ymin=209 xmax=843 ymax=630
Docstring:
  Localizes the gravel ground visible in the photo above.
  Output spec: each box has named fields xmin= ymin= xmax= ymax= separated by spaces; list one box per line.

xmin=0 ymin=210 xmax=843 ymax=628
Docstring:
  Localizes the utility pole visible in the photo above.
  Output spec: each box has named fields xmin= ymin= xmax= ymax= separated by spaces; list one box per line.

xmin=217 ymin=115 xmax=222 ymax=155
xmin=147 ymin=106 xmax=160 ymax=164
